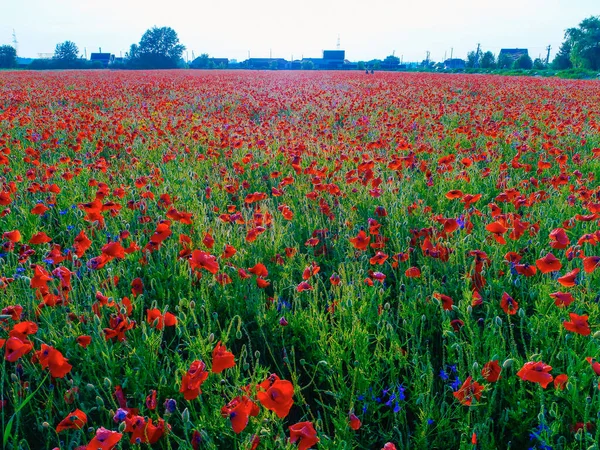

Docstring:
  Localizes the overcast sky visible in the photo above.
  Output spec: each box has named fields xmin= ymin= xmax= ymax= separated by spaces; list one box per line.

xmin=2 ymin=0 xmax=598 ymax=62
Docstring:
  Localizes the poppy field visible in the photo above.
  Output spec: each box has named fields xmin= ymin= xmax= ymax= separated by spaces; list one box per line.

xmin=0 ymin=70 xmax=599 ymax=449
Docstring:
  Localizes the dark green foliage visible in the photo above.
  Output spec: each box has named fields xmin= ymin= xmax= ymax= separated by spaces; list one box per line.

xmin=126 ymin=26 xmax=185 ymax=69
xmin=513 ymin=54 xmax=533 ymax=69
xmin=552 ymin=41 xmax=573 ymax=70
xmin=0 ymin=45 xmax=17 ymax=68
xmin=497 ymin=52 xmax=513 ymax=69
xmin=565 ymin=16 xmax=600 ymax=70
xmin=53 ymin=41 xmax=79 ymax=65
xmin=480 ymin=51 xmax=496 ymax=69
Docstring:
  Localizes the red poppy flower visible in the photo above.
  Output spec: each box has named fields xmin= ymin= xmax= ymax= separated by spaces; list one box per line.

xmin=554 ymin=374 xmax=568 ymax=390
xmin=433 ymin=293 xmax=453 ymax=311
xmin=211 ymin=341 xmax=235 ymax=373
xmin=86 ymin=427 xmax=122 ymax=450
xmin=180 ymin=360 xmax=209 ymax=400
xmin=549 ymin=228 xmax=570 ymax=249
xmin=29 ymin=231 xmax=52 ymax=244
xmin=56 ymin=409 xmax=87 ymax=432
xmin=517 ymin=361 xmax=553 ymax=388
xmin=349 ymin=412 xmax=361 ymax=430
xmin=220 ymin=396 xmax=259 ymax=433
xmin=3 ymin=230 xmax=21 ymax=243
xmin=583 ymin=256 xmax=600 ymax=274
xmin=146 ymin=309 xmax=177 ymax=330
xmin=257 ymin=374 xmax=295 ymax=418
xmin=535 ymin=253 xmax=562 ymax=273
xmin=76 ymin=335 xmax=92 ymax=348
xmin=289 ymin=421 xmax=319 ymax=450
xmin=514 ymin=263 xmax=537 ymax=277
xmin=557 ymin=268 xmax=579 ymax=287
xmin=248 ymin=263 xmax=268 ymax=277
xmin=35 ymin=344 xmax=72 ymax=378
xmin=4 ymin=336 xmax=33 ymax=362
xmin=563 ymin=313 xmax=590 ymax=336
xmin=189 ymin=250 xmax=219 ymax=274
xmin=405 ymin=267 xmax=421 ymax=278
xmin=481 ymin=360 xmax=501 ymax=382
xmin=500 ymin=292 xmax=518 ymax=315
xmin=73 ymin=230 xmax=92 ymax=258
xmin=349 ymin=230 xmax=370 ymax=251
xmin=586 ymin=357 xmax=600 ymax=376
xmin=485 ymin=221 xmax=507 ymax=245
xmin=550 ymin=291 xmax=574 ymax=307
xmin=453 ymin=376 xmax=484 ymax=406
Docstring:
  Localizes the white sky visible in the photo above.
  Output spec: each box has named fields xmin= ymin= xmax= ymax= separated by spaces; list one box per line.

xmin=1 ymin=0 xmax=598 ymax=62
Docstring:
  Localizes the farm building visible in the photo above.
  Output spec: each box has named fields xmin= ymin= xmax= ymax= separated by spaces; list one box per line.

xmin=90 ymin=52 xmax=114 ymax=68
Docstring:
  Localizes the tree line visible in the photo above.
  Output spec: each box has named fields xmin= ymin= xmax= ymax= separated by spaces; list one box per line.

xmin=0 ymin=16 xmax=598 ymax=71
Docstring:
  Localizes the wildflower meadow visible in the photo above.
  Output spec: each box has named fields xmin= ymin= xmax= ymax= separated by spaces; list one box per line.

xmin=0 ymin=70 xmax=599 ymax=449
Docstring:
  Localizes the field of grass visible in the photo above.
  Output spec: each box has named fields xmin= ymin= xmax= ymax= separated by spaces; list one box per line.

xmin=0 ymin=70 xmax=599 ymax=449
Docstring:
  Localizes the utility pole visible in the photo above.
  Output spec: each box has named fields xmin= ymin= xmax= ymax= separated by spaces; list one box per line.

xmin=426 ymin=50 xmax=430 ymax=66
xmin=444 ymin=50 xmax=447 ymax=62
xmin=450 ymin=47 xmax=453 ymax=59
xmin=475 ymin=43 xmax=481 ymax=67
xmin=546 ymin=45 xmax=551 ymax=65
xmin=84 ymin=47 xmax=87 ymax=59
xmin=12 ymin=29 xmax=18 ymax=55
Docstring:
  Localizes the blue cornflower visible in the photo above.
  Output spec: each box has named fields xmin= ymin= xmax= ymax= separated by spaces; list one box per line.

xmin=451 ymin=377 xmax=462 ymax=390
xmin=439 ymin=369 xmax=449 ymax=380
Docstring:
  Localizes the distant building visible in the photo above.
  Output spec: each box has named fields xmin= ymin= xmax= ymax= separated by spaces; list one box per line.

xmin=244 ymin=58 xmax=288 ymax=69
xmin=90 ymin=53 xmax=114 ymax=68
xmin=444 ymin=58 xmax=466 ymax=70
xmin=190 ymin=57 xmax=229 ymax=69
xmin=499 ymin=48 xmax=529 ymax=62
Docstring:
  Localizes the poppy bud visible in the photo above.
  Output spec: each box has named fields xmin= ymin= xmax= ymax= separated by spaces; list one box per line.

xmin=236 ymin=330 xmax=242 ymax=339
xmin=182 ymin=408 xmax=190 ymax=423
xmin=96 ymin=396 xmax=104 ymax=407
xmin=103 ymin=377 xmax=112 ymax=387
xmin=467 ymin=306 xmax=473 ymax=315
xmin=593 ymin=331 xmax=600 ymax=339
xmin=208 ymin=333 xmax=215 ymax=343
xmin=42 ymin=422 xmax=50 ymax=428
xmin=189 ymin=300 xmax=196 ymax=309
xmin=502 ymin=358 xmax=514 ymax=369
xmin=495 ymin=317 xmax=502 ymax=327
xmin=254 ymin=351 xmax=260 ymax=359
xmin=118 ymin=421 xmax=126 ymax=433
xmin=472 ymin=362 xmax=479 ymax=371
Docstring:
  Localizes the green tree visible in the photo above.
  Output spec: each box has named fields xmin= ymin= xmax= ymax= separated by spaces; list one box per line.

xmin=128 ymin=26 xmax=185 ymax=69
xmin=533 ymin=58 xmax=546 ymax=70
xmin=513 ymin=54 xmax=533 ymax=69
xmin=54 ymin=41 xmax=79 ymax=62
xmin=191 ymin=53 xmax=209 ymax=69
xmin=497 ymin=53 xmax=513 ymax=69
xmin=301 ymin=60 xmax=314 ymax=70
xmin=565 ymin=16 xmax=600 ymax=70
xmin=0 ymin=45 xmax=17 ymax=68
xmin=466 ymin=51 xmax=478 ymax=68
xmin=383 ymin=55 xmax=400 ymax=65
xmin=552 ymin=41 xmax=573 ymax=69
xmin=357 ymin=61 xmax=365 ymax=71
xmin=480 ymin=51 xmax=496 ymax=69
